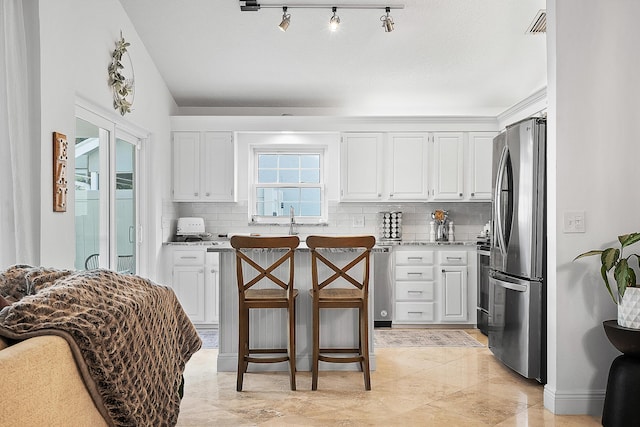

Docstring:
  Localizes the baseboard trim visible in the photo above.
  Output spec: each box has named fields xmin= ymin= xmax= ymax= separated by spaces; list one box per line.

xmin=543 ymin=385 xmax=605 ymax=416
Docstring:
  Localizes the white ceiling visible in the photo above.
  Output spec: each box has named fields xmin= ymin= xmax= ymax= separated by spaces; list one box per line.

xmin=119 ymin=0 xmax=547 ymax=116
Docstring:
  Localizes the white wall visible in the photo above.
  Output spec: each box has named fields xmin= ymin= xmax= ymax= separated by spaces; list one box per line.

xmin=545 ymin=0 xmax=640 ymax=415
xmin=37 ymin=0 xmax=176 ymax=279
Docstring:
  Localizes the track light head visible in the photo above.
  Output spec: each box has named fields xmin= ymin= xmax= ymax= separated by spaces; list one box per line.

xmin=278 ymin=7 xmax=291 ymax=31
xmin=381 ymin=7 xmax=394 ymax=32
xmin=329 ymin=7 xmax=340 ymax=32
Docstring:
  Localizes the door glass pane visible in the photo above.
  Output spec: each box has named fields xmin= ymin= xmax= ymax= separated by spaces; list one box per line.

xmin=115 ymin=138 xmax=136 ymax=274
xmin=75 ymin=118 xmax=103 ymax=270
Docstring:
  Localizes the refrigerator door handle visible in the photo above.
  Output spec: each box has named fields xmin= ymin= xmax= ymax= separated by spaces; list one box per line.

xmin=490 ymin=276 xmax=527 ymax=293
xmin=493 ymin=145 xmax=508 ymax=257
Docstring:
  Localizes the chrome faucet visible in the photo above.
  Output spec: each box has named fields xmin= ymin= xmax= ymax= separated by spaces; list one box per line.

xmin=288 ymin=206 xmax=297 ymax=235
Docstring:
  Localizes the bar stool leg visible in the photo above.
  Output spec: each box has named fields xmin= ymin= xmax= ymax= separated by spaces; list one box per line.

xmin=237 ymin=306 xmax=248 ymax=391
xmin=361 ymin=304 xmax=371 ymax=390
xmin=312 ymin=300 xmax=320 ymax=391
xmin=288 ymin=300 xmax=297 ymax=390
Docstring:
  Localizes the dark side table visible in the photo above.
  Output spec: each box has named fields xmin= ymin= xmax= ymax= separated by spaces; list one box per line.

xmin=602 ymin=320 xmax=640 ymax=427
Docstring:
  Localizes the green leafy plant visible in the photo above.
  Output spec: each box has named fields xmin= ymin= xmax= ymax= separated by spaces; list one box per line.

xmin=108 ymin=32 xmax=134 ymax=116
xmin=574 ymin=232 xmax=640 ymax=304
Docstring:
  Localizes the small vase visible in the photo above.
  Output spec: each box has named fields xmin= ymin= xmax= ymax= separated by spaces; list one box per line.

xmin=618 ymin=287 xmax=640 ymax=329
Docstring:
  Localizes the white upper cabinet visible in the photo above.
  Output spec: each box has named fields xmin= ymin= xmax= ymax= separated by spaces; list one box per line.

xmin=340 ymin=133 xmax=384 ymax=201
xmin=173 ymin=131 xmax=235 ymax=202
xmin=202 ymin=132 xmax=234 ymax=201
xmin=173 ymin=132 xmax=201 ymax=201
xmin=340 ymin=130 xmax=495 ymax=203
xmin=432 ymin=132 xmax=464 ymax=200
xmin=388 ymin=133 xmax=430 ymax=200
xmin=467 ymin=132 xmax=495 ymax=200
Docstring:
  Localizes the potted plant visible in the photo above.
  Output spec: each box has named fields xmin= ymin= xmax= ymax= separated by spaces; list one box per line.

xmin=574 ymin=232 xmax=640 ymax=328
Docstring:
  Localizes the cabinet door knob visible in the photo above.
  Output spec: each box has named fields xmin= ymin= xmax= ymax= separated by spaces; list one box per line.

xmin=459 ymin=193 xmax=463 ymax=197
xmin=205 ymin=192 xmax=210 ymax=196
xmin=194 ymin=192 xmax=198 ymax=196
xmin=471 ymin=192 xmax=475 ymax=197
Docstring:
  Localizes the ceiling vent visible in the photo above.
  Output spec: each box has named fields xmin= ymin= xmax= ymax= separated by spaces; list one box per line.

xmin=526 ymin=9 xmax=546 ymax=34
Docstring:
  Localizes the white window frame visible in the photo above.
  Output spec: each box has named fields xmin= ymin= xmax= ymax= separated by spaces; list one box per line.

xmin=249 ymin=145 xmax=328 ymax=225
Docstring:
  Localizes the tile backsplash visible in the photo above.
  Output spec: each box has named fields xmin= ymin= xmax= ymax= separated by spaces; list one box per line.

xmin=163 ymin=201 xmax=491 ymax=242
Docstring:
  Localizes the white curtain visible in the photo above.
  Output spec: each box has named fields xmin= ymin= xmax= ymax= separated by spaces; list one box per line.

xmin=0 ymin=0 xmax=39 ymax=266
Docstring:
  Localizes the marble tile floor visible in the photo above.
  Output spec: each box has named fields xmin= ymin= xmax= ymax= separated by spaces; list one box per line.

xmin=177 ymin=330 xmax=601 ymax=426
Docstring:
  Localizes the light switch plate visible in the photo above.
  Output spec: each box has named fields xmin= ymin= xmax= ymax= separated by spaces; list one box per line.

xmin=563 ymin=211 xmax=586 ymax=233
xmin=352 ymin=215 xmax=365 ymax=228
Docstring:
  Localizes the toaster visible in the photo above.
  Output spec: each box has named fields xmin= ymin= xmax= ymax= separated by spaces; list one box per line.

xmin=176 ymin=217 xmax=205 ymax=236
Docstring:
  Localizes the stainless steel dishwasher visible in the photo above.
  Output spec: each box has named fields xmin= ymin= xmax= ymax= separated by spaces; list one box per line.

xmin=374 ymin=249 xmax=393 ymax=327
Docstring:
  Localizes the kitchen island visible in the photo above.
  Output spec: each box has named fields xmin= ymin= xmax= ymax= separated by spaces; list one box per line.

xmin=207 ymin=242 xmax=389 ymax=372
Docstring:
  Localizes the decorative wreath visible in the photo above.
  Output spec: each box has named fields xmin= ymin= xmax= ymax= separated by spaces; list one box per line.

xmin=108 ymin=31 xmax=135 ymax=116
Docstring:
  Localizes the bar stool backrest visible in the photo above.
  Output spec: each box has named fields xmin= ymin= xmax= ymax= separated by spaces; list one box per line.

xmin=230 ymin=235 xmax=300 ymax=299
xmin=306 ymin=235 xmax=376 ymax=293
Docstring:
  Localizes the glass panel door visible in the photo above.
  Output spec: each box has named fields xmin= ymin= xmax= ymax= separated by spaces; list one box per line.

xmin=74 ymin=117 xmax=108 ymax=270
xmin=115 ymin=135 xmax=137 ymax=274
xmin=75 ymin=111 xmax=140 ymax=275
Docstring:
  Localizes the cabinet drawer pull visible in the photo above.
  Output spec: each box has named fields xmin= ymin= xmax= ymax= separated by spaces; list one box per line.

xmin=180 ymin=256 xmax=198 ymax=259
xmin=407 ymin=256 xmax=423 ymax=261
xmin=407 ymin=290 xmax=423 ymax=295
xmin=407 ymin=311 xmax=423 ymax=316
xmin=407 ymin=272 xmax=423 ymax=276
xmin=446 ymin=257 xmax=463 ymax=261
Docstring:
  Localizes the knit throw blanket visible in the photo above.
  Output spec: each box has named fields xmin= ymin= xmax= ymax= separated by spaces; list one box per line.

xmin=0 ymin=265 xmax=202 ymax=427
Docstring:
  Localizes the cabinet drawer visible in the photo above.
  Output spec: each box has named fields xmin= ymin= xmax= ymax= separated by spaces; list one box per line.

xmin=396 ymin=266 xmax=434 ymax=281
xmin=396 ymin=282 xmax=435 ymax=301
xmin=172 ymin=250 xmax=205 ymax=265
xmin=396 ymin=251 xmax=434 ymax=265
xmin=395 ymin=302 xmax=435 ymax=322
xmin=438 ymin=251 xmax=468 ymax=265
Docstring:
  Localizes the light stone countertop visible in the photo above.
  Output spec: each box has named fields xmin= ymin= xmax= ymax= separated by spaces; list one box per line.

xmin=163 ymin=239 xmax=478 ymax=251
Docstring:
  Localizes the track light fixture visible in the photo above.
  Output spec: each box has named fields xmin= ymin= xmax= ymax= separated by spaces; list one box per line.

xmin=329 ymin=7 xmax=340 ymax=32
xmin=381 ymin=7 xmax=394 ymax=32
xmin=278 ymin=6 xmax=291 ymax=31
xmin=239 ymin=2 xmax=404 ymax=32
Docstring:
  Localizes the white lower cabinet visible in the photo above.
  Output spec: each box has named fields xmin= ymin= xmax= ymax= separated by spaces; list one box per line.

xmin=171 ymin=247 xmax=219 ymax=326
xmin=394 ymin=247 xmax=473 ymax=325
xmin=441 ymin=266 xmax=467 ymax=322
xmin=173 ymin=265 xmax=205 ymax=323
xmin=394 ymin=249 xmax=436 ymax=324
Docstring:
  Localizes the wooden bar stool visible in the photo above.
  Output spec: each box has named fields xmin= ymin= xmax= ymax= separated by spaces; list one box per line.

xmin=307 ymin=235 xmax=376 ymax=391
xmin=230 ymin=235 xmax=300 ymax=391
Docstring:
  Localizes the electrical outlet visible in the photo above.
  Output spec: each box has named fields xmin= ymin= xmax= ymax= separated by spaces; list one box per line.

xmin=352 ymin=215 xmax=365 ymax=228
xmin=563 ymin=211 xmax=586 ymax=233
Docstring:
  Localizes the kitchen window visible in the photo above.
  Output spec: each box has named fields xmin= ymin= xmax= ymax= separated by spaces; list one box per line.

xmin=250 ymin=148 xmax=327 ymax=224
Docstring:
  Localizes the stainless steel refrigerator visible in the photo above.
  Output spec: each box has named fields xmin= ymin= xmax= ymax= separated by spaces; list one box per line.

xmin=489 ymin=117 xmax=546 ymax=383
